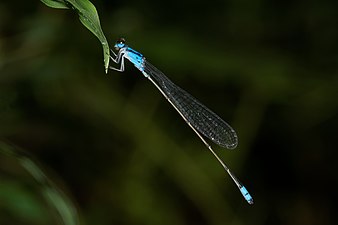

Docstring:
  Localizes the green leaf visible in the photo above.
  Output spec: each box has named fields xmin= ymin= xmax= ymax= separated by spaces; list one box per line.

xmin=40 ymin=0 xmax=110 ymax=73
xmin=40 ymin=0 xmax=69 ymax=9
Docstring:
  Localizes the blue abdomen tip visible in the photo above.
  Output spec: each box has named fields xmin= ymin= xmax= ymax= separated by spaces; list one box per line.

xmin=240 ymin=186 xmax=254 ymax=204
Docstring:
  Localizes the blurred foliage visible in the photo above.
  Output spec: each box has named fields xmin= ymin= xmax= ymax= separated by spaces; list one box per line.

xmin=0 ymin=142 xmax=79 ymax=225
xmin=0 ymin=0 xmax=338 ymax=225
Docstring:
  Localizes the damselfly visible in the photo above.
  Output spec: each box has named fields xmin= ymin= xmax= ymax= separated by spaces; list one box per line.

xmin=109 ymin=38 xmax=253 ymax=204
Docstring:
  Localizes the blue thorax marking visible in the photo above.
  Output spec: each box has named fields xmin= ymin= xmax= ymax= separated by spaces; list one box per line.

xmin=125 ymin=47 xmax=145 ymax=71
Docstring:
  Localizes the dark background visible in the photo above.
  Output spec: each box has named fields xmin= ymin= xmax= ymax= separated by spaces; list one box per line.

xmin=1 ymin=0 xmax=338 ymax=225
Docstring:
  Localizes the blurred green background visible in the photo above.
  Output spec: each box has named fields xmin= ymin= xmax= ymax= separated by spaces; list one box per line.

xmin=1 ymin=0 xmax=338 ymax=225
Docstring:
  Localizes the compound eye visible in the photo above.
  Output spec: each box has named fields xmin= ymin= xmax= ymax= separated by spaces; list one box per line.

xmin=114 ymin=37 xmax=126 ymax=50
xmin=117 ymin=37 xmax=125 ymax=45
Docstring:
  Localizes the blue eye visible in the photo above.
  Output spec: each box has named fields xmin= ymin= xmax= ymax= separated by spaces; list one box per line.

xmin=114 ymin=38 xmax=126 ymax=50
